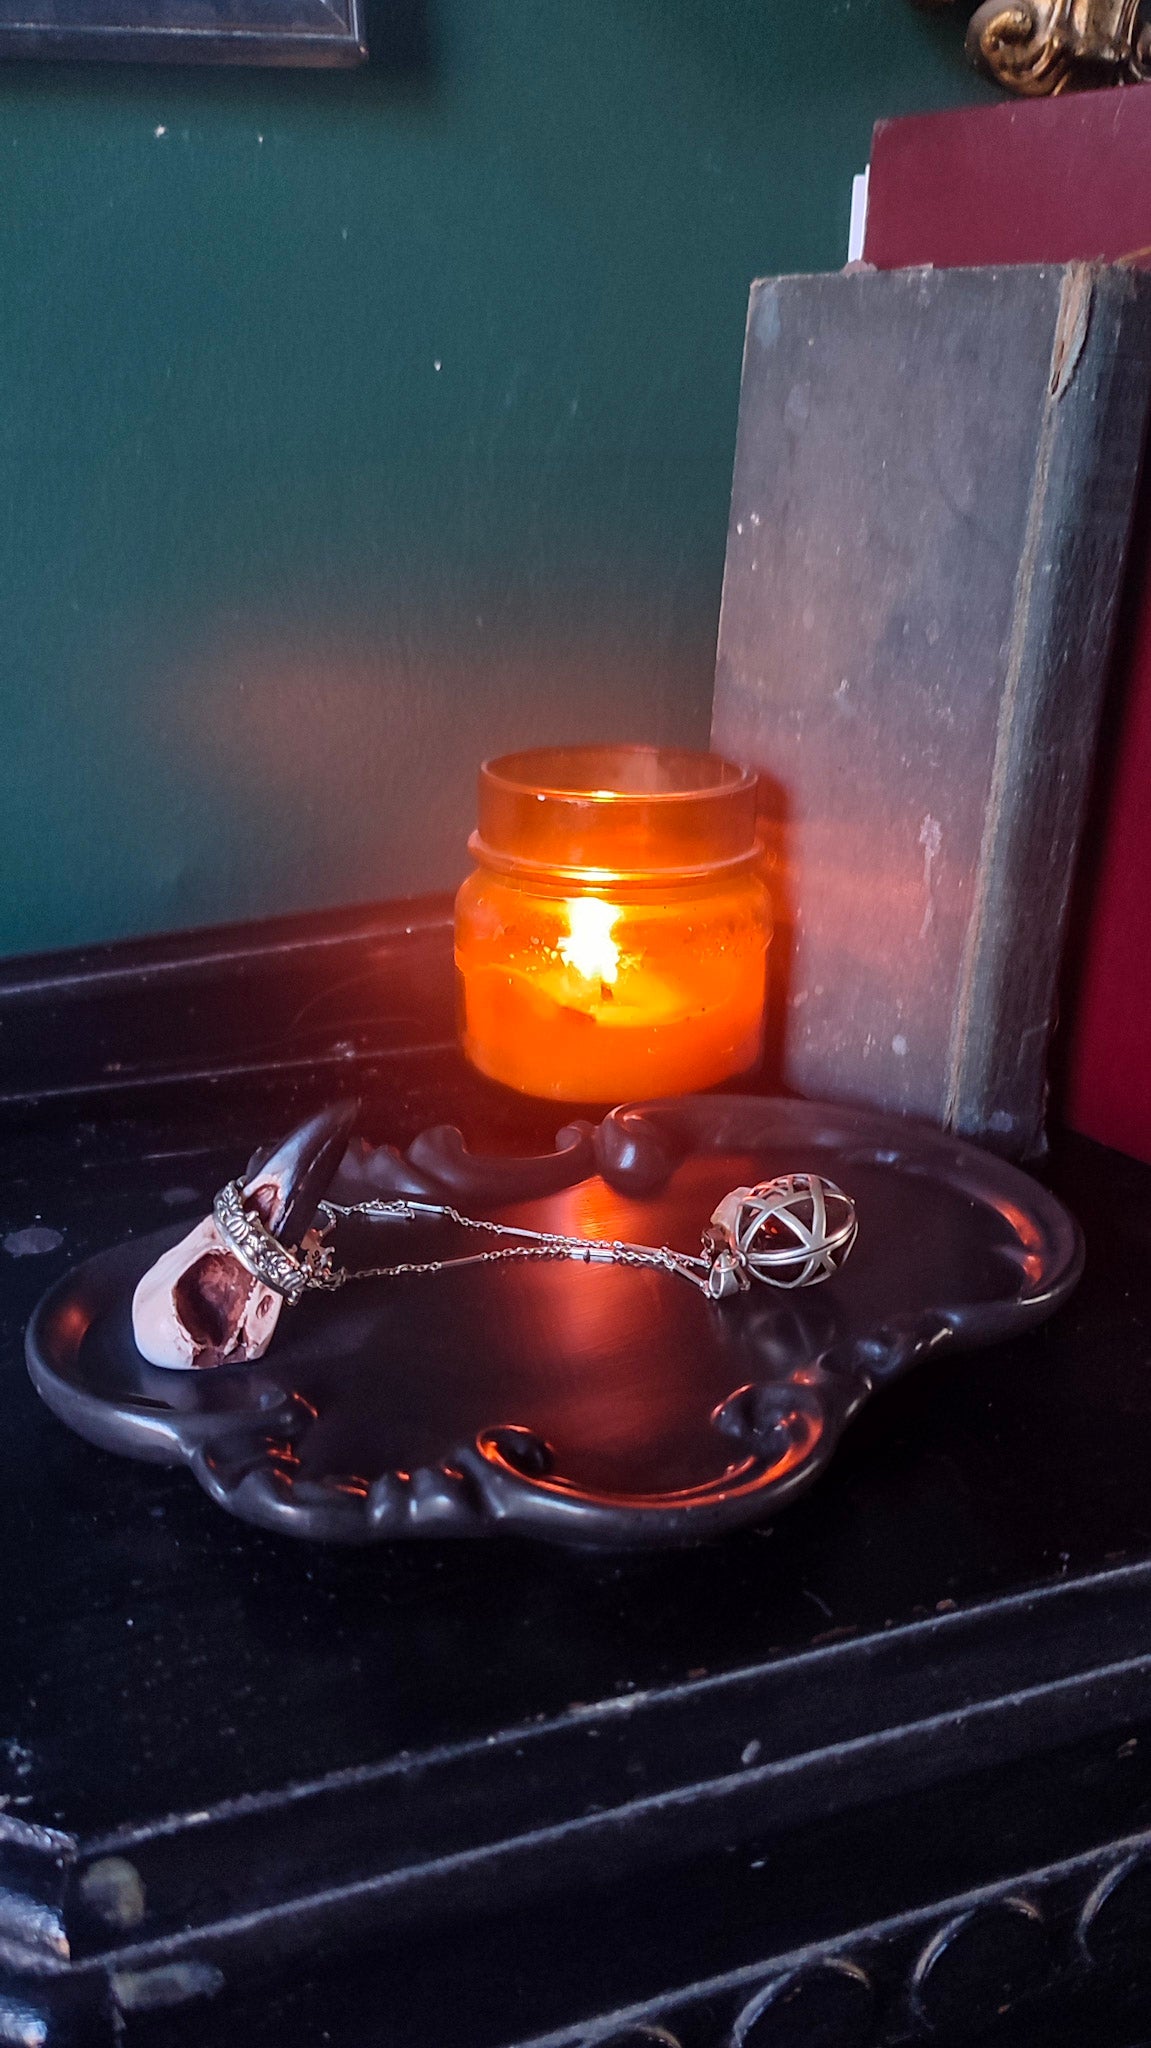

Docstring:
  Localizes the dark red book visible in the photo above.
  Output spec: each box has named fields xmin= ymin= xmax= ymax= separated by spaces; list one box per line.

xmin=865 ymin=89 xmax=1151 ymax=275
xmin=864 ymin=84 xmax=1151 ymax=1163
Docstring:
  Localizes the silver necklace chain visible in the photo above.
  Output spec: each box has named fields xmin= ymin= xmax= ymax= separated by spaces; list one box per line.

xmin=213 ymin=1171 xmax=856 ymax=1309
xmin=308 ymin=1195 xmax=716 ymax=1295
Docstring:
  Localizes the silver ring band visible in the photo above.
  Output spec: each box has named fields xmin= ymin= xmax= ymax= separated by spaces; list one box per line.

xmin=212 ymin=1180 xmax=311 ymax=1305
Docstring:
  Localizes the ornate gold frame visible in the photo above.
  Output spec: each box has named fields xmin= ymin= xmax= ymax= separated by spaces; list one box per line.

xmin=915 ymin=0 xmax=1151 ymax=93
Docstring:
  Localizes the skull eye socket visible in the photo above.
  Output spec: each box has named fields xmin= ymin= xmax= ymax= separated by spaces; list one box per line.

xmin=173 ymin=1251 xmax=253 ymax=1353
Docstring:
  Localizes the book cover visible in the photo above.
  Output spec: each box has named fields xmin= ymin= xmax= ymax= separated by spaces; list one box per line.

xmin=712 ymin=263 xmax=1151 ymax=1155
xmin=863 ymin=85 xmax=1151 ymax=1163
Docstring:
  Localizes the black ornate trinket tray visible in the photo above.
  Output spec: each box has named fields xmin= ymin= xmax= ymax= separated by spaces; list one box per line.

xmin=25 ymin=1097 xmax=1083 ymax=1549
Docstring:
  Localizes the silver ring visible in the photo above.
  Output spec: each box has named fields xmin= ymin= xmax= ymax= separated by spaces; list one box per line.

xmin=212 ymin=1181 xmax=311 ymax=1304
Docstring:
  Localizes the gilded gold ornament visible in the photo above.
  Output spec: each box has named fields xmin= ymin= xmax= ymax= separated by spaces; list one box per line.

xmin=912 ymin=0 xmax=1151 ymax=94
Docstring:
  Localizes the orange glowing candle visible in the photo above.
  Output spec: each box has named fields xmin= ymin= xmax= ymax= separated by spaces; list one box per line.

xmin=455 ymin=746 xmax=770 ymax=1102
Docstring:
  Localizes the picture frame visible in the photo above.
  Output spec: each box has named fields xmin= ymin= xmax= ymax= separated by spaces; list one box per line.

xmin=0 ymin=0 xmax=367 ymax=67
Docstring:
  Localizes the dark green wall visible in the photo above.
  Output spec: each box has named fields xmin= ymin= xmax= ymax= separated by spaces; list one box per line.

xmin=0 ymin=0 xmax=991 ymax=957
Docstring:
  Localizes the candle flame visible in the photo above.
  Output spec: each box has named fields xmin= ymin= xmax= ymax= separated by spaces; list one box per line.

xmin=557 ymin=897 xmax=621 ymax=986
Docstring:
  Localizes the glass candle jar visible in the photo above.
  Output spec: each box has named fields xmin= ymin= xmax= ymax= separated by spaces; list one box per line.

xmin=455 ymin=745 xmax=769 ymax=1102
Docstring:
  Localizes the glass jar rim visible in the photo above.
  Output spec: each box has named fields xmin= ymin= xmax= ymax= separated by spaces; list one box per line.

xmin=482 ymin=744 xmax=757 ymax=805
xmin=474 ymin=745 xmax=760 ymax=881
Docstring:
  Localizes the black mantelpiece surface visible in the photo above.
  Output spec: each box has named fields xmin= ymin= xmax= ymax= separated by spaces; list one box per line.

xmin=5 ymin=1073 xmax=1149 ymax=1832
xmin=6 ymin=1004 xmax=1151 ymax=2043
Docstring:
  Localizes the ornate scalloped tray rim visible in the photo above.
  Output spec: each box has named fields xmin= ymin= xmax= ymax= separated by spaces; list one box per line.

xmin=25 ymin=1097 xmax=1085 ymax=1550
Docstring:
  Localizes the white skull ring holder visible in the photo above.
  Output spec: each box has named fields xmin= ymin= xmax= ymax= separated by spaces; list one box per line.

xmin=131 ymin=1153 xmax=858 ymax=1373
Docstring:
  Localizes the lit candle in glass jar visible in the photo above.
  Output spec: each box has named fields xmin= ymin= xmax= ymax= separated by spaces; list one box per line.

xmin=455 ymin=746 xmax=769 ymax=1101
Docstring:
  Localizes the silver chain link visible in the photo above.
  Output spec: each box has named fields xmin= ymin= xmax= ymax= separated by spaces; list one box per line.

xmin=307 ymin=1196 xmax=714 ymax=1295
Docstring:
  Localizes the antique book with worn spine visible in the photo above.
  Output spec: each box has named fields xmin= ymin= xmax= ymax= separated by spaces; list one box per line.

xmin=861 ymin=85 xmax=1151 ymax=1166
xmin=711 ymin=262 xmax=1151 ymax=1156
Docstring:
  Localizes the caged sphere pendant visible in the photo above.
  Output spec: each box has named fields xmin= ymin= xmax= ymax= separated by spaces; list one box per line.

xmin=707 ymin=1174 xmax=858 ymax=1292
